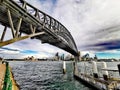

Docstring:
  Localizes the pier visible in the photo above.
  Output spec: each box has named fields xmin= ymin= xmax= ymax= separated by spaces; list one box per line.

xmin=73 ymin=61 xmax=120 ymax=90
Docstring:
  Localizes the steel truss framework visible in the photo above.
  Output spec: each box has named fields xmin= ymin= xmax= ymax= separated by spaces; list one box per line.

xmin=0 ymin=0 xmax=79 ymax=56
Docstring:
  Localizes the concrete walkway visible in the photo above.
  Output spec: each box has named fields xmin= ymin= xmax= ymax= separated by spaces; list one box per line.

xmin=9 ymin=67 xmax=19 ymax=90
xmin=0 ymin=62 xmax=19 ymax=90
xmin=0 ymin=64 xmax=6 ymax=89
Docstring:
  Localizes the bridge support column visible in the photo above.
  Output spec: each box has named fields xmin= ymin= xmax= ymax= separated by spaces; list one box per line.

xmin=0 ymin=26 xmax=7 ymax=42
xmin=73 ymin=56 xmax=79 ymax=76
xmin=7 ymin=9 xmax=15 ymax=38
xmin=73 ymin=61 xmax=79 ymax=76
xmin=30 ymin=24 xmax=36 ymax=34
xmin=16 ymin=18 xmax=23 ymax=37
xmin=74 ymin=56 xmax=79 ymax=62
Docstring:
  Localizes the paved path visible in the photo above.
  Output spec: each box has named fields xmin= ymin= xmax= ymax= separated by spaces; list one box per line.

xmin=0 ymin=64 xmax=6 ymax=89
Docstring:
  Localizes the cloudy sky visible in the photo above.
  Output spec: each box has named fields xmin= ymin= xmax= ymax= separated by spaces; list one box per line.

xmin=1 ymin=0 xmax=120 ymax=59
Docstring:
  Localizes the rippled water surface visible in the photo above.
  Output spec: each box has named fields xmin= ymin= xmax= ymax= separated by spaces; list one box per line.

xmin=9 ymin=61 xmax=91 ymax=90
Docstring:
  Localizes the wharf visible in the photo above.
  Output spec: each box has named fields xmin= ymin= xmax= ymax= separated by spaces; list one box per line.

xmin=73 ymin=61 xmax=120 ymax=90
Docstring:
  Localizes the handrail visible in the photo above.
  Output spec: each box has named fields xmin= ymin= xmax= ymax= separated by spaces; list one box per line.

xmin=2 ymin=62 xmax=12 ymax=90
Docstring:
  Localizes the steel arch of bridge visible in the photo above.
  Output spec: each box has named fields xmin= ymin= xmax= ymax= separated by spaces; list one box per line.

xmin=0 ymin=0 xmax=79 ymax=56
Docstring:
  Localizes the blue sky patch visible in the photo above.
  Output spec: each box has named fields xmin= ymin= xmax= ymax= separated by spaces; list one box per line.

xmin=96 ymin=52 xmax=120 ymax=59
xmin=20 ymin=50 xmax=38 ymax=54
xmin=40 ymin=0 xmax=57 ymax=4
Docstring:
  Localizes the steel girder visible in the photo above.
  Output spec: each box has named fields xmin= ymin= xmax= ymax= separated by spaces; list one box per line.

xmin=0 ymin=0 xmax=79 ymax=56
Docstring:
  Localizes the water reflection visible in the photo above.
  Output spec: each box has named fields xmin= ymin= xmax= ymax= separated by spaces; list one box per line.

xmin=9 ymin=61 xmax=91 ymax=90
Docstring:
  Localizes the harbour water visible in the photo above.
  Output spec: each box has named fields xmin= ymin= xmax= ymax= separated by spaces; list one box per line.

xmin=9 ymin=61 xmax=92 ymax=90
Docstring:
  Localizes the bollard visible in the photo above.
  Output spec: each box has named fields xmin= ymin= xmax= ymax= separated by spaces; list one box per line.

xmin=63 ymin=61 xmax=66 ymax=74
xmin=102 ymin=62 xmax=108 ymax=80
xmin=117 ymin=64 xmax=120 ymax=76
xmin=91 ymin=61 xmax=98 ymax=78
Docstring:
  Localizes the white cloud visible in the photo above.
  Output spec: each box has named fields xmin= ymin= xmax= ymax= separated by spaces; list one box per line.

xmin=52 ymin=0 xmax=120 ymax=49
xmin=81 ymin=51 xmax=95 ymax=57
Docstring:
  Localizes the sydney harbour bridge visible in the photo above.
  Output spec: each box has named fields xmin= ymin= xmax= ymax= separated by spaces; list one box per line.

xmin=0 ymin=0 xmax=79 ymax=58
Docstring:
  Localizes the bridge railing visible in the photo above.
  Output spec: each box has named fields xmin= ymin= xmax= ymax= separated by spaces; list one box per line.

xmin=14 ymin=0 xmax=67 ymax=34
